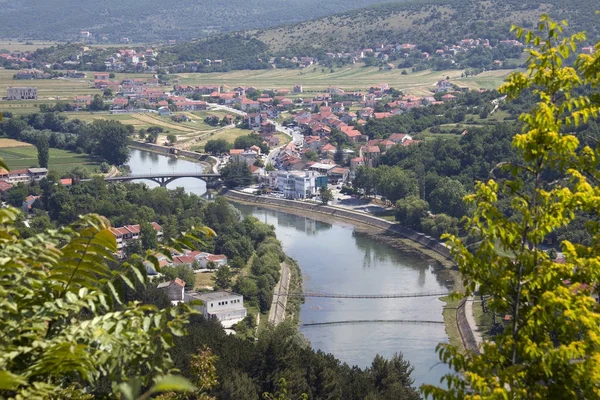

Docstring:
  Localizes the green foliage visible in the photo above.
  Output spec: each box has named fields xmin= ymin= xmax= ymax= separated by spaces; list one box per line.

xmin=0 ymin=207 xmax=202 ymax=398
xmin=161 ymin=264 xmax=196 ymax=289
xmin=100 ymin=162 xmax=111 ymax=173
xmin=171 ymin=319 xmax=421 ymax=400
xmin=140 ymin=220 xmax=158 ymax=250
xmin=36 ymin=134 xmax=49 ymax=168
xmin=167 ymin=134 xmax=177 ymax=145
xmin=233 ymin=134 xmax=269 ymax=154
xmin=220 ymin=159 xmax=253 ymax=188
xmin=204 ymin=139 xmax=232 ymax=155
xmin=423 ymin=16 xmax=600 ymax=399
xmin=318 ymin=185 xmax=333 ymax=204
xmin=212 ymin=265 xmax=233 ymax=290
xmin=0 ymin=112 xmax=131 ymax=166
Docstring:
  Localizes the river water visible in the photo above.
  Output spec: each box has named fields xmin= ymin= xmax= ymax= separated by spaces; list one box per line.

xmin=127 ymin=148 xmax=451 ymax=387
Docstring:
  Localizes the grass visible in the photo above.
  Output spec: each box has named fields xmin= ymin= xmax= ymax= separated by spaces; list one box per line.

xmin=0 ymin=40 xmax=59 ymax=52
xmin=194 ymin=271 xmax=215 ymax=289
xmin=0 ymin=145 xmax=101 ymax=175
xmin=441 ymin=295 xmax=466 ymax=354
xmin=472 ymin=299 xmax=495 ymax=341
xmin=190 ymin=127 xmax=252 ymax=151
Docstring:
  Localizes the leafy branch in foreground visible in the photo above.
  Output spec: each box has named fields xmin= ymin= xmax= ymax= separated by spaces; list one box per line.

xmin=0 ymin=204 xmax=215 ymax=399
xmin=423 ymin=15 xmax=600 ymax=399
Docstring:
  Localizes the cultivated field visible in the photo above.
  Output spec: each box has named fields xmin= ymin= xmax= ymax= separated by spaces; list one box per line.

xmin=177 ymin=65 xmax=514 ymax=94
xmin=0 ymin=144 xmax=101 ymax=174
xmin=0 ymin=40 xmax=58 ymax=52
xmin=0 ymin=138 xmax=33 ymax=148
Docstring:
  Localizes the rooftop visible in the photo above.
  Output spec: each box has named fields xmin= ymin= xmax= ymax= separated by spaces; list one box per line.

xmin=189 ymin=291 xmax=242 ymax=302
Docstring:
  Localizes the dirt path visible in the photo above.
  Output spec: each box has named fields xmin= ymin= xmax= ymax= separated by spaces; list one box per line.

xmin=268 ymin=262 xmax=291 ymax=326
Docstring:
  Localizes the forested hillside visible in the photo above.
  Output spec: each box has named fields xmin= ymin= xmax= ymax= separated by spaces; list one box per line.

xmin=251 ymin=0 xmax=600 ymax=52
xmin=0 ymin=0 xmax=393 ymax=42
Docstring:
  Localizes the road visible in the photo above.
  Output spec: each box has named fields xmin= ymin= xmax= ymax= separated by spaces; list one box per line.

xmin=206 ymin=102 xmax=304 ymax=168
xmin=268 ymin=262 xmax=291 ymax=326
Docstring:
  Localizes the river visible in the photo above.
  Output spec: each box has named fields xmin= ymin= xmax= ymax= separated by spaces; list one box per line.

xmin=127 ymin=148 xmax=451 ymax=387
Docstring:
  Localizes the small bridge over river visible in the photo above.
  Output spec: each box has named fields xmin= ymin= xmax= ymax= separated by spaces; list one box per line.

xmin=102 ymin=173 xmax=221 ymax=187
xmin=283 ymin=290 xmax=450 ymax=299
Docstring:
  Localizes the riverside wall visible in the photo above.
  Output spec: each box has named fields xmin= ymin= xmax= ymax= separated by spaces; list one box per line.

xmin=130 ymin=142 xmax=211 ymax=163
xmin=223 ymin=190 xmax=453 ymax=261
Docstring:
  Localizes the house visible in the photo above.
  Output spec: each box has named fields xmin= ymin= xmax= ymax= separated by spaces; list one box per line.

xmin=260 ymin=121 xmax=276 ymax=134
xmin=109 ymin=222 xmax=163 ymax=252
xmin=14 ymin=69 xmax=44 ymax=79
xmin=60 ymin=178 xmax=73 ymax=187
xmin=249 ymin=145 xmax=262 ymax=155
xmin=184 ymin=291 xmax=247 ymax=328
xmin=157 ymin=106 xmax=170 ymax=116
xmin=157 ymin=278 xmax=186 ymax=304
xmin=0 ymin=181 xmax=12 ymax=200
xmin=240 ymin=98 xmax=260 ymax=111
xmin=328 ymin=167 xmax=349 ymax=184
xmin=293 ymin=84 xmax=303 ymax=93
xmin=94 ymin=72 xmax=109 ymax=80
xmin=27 ymin=168 xmax=48 ymax=182
xmin=441 ymin=94 xmax=456 ymax=102
xmin=308 ymin=163 xmax=337 ymax=176
xmin=389 ymin=133 xmax=412 ymax=144
xmin=22 ymin=195 xmax=40 ymax=213
xmin=7 ymin=87 xmax=37 ymax=100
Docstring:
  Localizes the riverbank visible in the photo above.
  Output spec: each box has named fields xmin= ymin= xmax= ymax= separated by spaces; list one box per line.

xmin=222 ymin=189 xmax=479 ymax=354
xmin=129 ymin=141 xmax=213 ymax=170
xmin=223 ymin=189 xmax=455 ymax=267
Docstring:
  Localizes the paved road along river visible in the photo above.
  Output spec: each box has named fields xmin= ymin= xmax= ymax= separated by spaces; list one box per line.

xmin=127 ymin=148 xmax=452 ymax=387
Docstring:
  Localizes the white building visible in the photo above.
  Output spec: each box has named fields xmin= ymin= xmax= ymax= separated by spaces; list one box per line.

xmin=271 ymin=170 xmax=320 ymax=199
xmin=185 ymin=291 xmax=247 ymax=328
xmin=7 ymin=87 xmax=37 ymax=100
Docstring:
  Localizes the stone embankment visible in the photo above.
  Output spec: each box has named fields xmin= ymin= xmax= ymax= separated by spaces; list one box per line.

xmin=223 ymin=190 xmax=452 ymax=261
xmin=130 ymin=141 xmax=212 ymax=164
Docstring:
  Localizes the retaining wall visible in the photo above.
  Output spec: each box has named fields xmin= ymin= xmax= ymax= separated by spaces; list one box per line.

xmin=130 ymin=142 xmax=211 ymax=162
xmin=223 ymin=190 xmax=452 ymax=261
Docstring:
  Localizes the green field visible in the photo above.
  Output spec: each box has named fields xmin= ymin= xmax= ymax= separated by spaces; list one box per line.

xmin=0 ymin=145 xmax=101 ymax=175
xmin=177 ymin=65 xmax=515 ymax=95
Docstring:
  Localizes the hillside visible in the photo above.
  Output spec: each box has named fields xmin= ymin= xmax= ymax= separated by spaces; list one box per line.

xmin=0 ymin=0 xmax=396 ymax=42
xmin=249 ymin=0 xmax=600 ymax=53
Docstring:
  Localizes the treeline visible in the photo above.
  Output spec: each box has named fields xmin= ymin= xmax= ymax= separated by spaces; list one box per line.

xmin=166 ymin=318 xmax=421 ymax=400
xmin=0 ymin=113 xmax=132 ymax=165
xmin=159 ymin=35 xmax=271 ymax=72
xmin=354 ymin=123 xmax=519 ymax=239
xmin=9 ymin=177 xmax=285 ymax=317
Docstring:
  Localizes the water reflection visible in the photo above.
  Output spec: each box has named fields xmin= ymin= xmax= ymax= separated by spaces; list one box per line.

xmin=125 ymin=149 xmax=451 ymax=387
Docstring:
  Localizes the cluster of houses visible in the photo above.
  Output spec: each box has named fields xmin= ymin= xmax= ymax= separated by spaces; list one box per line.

xmin=0 ymin=168 xmax=49 ymax=199
xmin=321 ymin=38 xmax=524 ymax=67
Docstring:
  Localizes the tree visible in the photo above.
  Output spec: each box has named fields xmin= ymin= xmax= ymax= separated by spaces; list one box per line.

xmin=161 ymin=264 xmax=196 ymax=289
xmin=213 ymin=265 xmax=233 ymax=290
xmin=0 ymin=202 xmax=209 ymax=398
xmin=167 ymin=133 xmax=177 ymax=145
xmin=86 ymin=119 xmax=130 ymax=165
xmin=99 ymin=161 xmax=110 ymax=173
xmin=220 ymin=159 xmax=252 ymax=188
xmin=304 ymin=149 xmax=318 ymax=161
xmin=141 ymin=220 xmax=158 ymax=250
xmin=395 ymin=195 xmax=429 ymax=229
xmin=36 ymin=134 xmax=49 ymax=168
xmin=423 ymin=17 xmax=600 ymax=399
xmin=427 ymin=177 xmax=468 ymax=218
xmin=205 ymin=139 xmax=232 ymax=155
xmin=233 ymin=133 xmax=268 ymax=153
xmin=89 ymin=94 xmax=105 ymax=111
xmin=319 ymin=185 xmax=333 ymax=204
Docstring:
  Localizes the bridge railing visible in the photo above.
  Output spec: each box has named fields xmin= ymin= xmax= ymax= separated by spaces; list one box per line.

xmin=105 ymin=173 xmax=220 ymax=179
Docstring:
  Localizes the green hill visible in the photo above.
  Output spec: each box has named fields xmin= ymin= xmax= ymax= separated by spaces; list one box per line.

xmin=249 ymin=0 xmax=600 ymax=53
xmin=0 ymin=0 xmax=399 ymax=42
